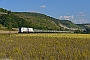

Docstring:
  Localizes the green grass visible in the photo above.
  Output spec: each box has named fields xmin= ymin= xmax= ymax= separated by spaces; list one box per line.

xmin=0 ymin=34 xmax=90 ymax=60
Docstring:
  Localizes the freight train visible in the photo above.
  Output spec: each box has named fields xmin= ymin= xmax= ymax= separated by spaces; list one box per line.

xmin=18 ymin=27 xmax=71 ymax=33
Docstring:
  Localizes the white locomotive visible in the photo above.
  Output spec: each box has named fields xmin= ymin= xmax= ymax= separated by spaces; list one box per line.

xmin=18 ymin=27 xmax=34 ymax=33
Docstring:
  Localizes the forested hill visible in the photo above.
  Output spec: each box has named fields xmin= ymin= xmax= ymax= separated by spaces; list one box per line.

xmin=13 ymin=12 xmax=81 ymax=30
xmin=0 ymin=8 xmax=82 ymax=30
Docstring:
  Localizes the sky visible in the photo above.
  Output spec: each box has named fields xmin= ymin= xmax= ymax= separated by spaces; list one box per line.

xmin=0 ymin=0 xmax=90 ymax=24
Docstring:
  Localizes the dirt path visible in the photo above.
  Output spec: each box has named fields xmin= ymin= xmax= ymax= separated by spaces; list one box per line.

xmin=0 ymin=30 xmax=18 ymax=34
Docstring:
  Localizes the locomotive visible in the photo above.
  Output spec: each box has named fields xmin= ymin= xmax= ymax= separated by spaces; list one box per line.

xmin=18 ymin=27 xmax=34 ymax=33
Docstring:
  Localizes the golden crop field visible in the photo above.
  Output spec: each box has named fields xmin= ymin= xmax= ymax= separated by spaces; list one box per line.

xmin=0 ymin=33 xmax=90 ymax=60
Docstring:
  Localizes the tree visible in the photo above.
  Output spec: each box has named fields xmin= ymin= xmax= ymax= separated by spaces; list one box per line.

xmin=85 ymin=27 xmax=90 ymax=33
xmin=74 ymin=30 xmax=81 ymax=34
xmin=7 ymin=21 xmax=12 ymax=30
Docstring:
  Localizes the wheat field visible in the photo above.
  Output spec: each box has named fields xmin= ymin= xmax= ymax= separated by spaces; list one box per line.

xmin=0 ymin=33 xmax=90 ymax=60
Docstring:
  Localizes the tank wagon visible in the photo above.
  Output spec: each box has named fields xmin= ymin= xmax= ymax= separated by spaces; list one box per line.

xmin=18 ymin=27 xmax=34 ymax=33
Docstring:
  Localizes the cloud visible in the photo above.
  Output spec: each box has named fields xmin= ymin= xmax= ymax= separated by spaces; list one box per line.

xmin=59 ymin=16 xmax=63 ymax=19
xmin=64 ymin=16 xmax=74 ymax=19
xmin=59 ymin=12 xmax=89 ymax=24
xmin=40 ymin=5 xmax=46 ymax=8
xmin=59 ymin=15 xmax=74 ymax=20
xmin=74 ymin=12 xmax=88 ymax=23
xmin=73 ymin=19 xmax=88 ymax=24
xmin=77 ymin=12 xmax=86 ymax=16
xmin=66 ymin=13 xmax=70 ymax=15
